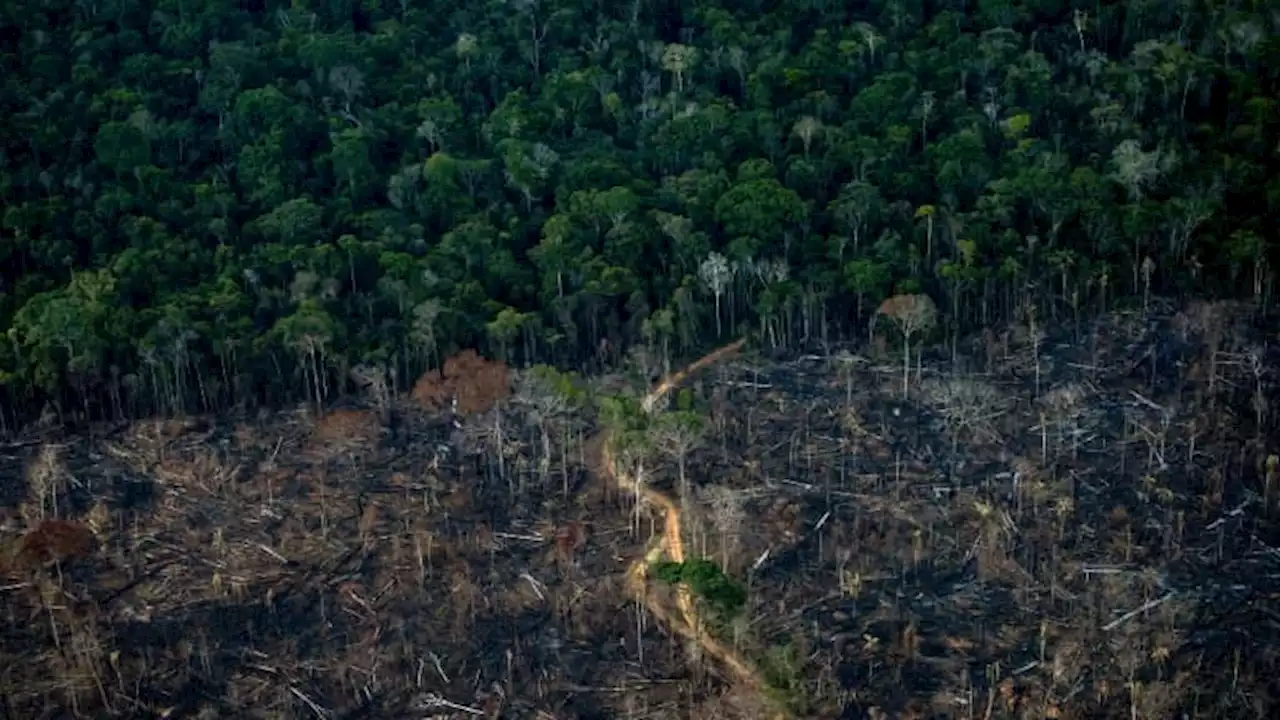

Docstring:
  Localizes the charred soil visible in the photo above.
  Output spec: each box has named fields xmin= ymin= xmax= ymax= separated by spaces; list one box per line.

xmin=2 ymin=299 xmax=1279 ymax=719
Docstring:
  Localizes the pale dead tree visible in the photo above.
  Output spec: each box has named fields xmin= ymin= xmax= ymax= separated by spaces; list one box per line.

xmin=655 ymin=410 xmax=706 ymax=505
xmin=327 ymin=65 xmax=364 ymax=114
xmin=350 ymin=364 xmax=392 ymax=421
xmin=1248 ymin=346 xmax=1268 ymax=443
xmin=512 ymin=369 xmax=570 ymax=493
xmin=1121 ymin=403 xmax=1174 ymax=475
xmin=1071 ymin=9 xmax=1089 ymax=53
xmin=792 ymin=115 xmax=822 ymax=157
xmin=700 ymin=484 xmax=746 ymax=573
xmin=511 ymin=0 xmax=553 ymax=77
xmin=830 ymin=348 xmax=868 ymax=408
xmin=458 ymin=406 xmax=521 ymax=497
xmin=637 ymin=70 xmax=661 ymax=120
xmin=1038 ymin=382 xmax=1094 ymax=462
xmin=609 ymin=423 xmax=655 ymax=537
xmin=852 ymin=22 xmax=883 ymax=65
xmin=871 ymin=293 xmax=938 ymax=396
xmin=1174 ymin=299 xmax=1253 ymax=405
xmin=921 ymin=378 xmax=1009 ymax=461
xmin=26 ymin=444 xmax=69 ymax=520
xmin=1020 ymin=302 xmax=1047 ymax=398
xmin=454 ymin=33 xmax=479 ymax=73
xmin=982 ymin=85 xmax=1000 ymax=125
xmin=917 ymin=90 xmax=935 ymax=148
xmin=726 ymin=45 xmax=750 ymax=93
xmin=1111 ymin=139 xmax=1167 ymax=202
xmin=1141 ymin=256 xmax=1156 ymax=313
xmin=660 ymin=42 xmax=698 ymax=93
xmin=700 ymin=252 xmax=732 ymax=337
xmin=626 ymin=341 xmax=666 ymax=385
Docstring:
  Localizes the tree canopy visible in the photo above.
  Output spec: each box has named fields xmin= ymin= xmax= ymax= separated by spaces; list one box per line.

xmin=1 ymin=0 xmax=1277 ymax=427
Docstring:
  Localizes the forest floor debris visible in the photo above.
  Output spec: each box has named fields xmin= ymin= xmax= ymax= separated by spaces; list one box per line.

xmin=2 ymin=300 xmax=1279 ymax=718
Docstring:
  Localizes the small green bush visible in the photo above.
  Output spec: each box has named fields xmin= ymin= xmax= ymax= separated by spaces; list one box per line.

xmin=651 ymin=558 xmax=746 ymax=619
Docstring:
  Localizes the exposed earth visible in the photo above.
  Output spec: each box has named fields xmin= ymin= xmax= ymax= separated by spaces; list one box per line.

xmin=3 ymin=299 xmax=1279 ymax=719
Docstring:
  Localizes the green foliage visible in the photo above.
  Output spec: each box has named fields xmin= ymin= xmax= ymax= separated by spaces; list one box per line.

xmin=758 ymin=642 xmax=809 ymax=713
xmin=651 ymin=558 xmax=746 ymax=620
xmin=0 ymin=0 xmax=1275 ymax=426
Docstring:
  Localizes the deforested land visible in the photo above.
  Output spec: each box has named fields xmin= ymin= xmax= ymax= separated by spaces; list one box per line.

xmin=3 ymin=3 xmax=1280 ymax=714
xmin=3 ymin=298 xmax=1279 ymax=719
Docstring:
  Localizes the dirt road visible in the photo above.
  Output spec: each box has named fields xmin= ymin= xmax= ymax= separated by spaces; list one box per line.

xmin=601 ymin=338 xmax=790 ymax=718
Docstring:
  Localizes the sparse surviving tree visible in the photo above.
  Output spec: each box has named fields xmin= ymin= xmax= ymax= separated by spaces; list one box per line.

xmin=350 ymin=363 xmax=392 ymax=421
xmin=413 ymin=350 xmax=513 ymax=493
xmin=872 ymin=293 xmax=939 ymax=396
xmin=700 ymin=252 xmax=731 ymax=337
xmin=514 ymin=364 xmax=585 ymax=495
xmin=700 ymin=484 xmax=746 ymax=574
xmin=1038 ymin=383 xmax=1092 ymax=462
xmin=656 ymin=409 xmax=706 ymax=504
xmin=921 ymin=378 xmax=1008 ymax=478
xmin=26 ymin=444 xmax=69 ymax=520
xmin=832 ymin=349 xmax=861 ymax=408
xmin=600 ymin=394 xmax=653 ymax=535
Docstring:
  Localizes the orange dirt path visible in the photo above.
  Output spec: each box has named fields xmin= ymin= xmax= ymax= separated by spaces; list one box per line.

xmin=602 ymin=339 xmax=789 ymax=718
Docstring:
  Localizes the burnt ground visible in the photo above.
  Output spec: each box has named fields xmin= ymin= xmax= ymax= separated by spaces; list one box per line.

xmin=2 ymin=298 xmax=1280 ymax=719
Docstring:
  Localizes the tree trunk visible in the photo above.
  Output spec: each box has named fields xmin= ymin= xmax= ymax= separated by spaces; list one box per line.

xmin=902 ymin=333 xmax=911 ymax=397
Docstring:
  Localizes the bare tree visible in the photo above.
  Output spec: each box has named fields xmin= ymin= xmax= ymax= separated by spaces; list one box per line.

xmin=656 ymin=410 xmax=706 ymax=504
xmin=350 ymin=364 xmax=392 ymax=421
xmin=792 ymin=115 xmax=822 ymax=157
xmin=921 ymin=377 xmax=1009 ymax=475
xmin=513 ymin=366 xmax=581 ymax=494
xmin=26 ymin=444 xmax=69 ymax=520
xmin=700 ymin=252 xmax=732 ymax=337
xmin=700 ymin=484 xmax=746 ymax=573
xmin=1038 ymin=383 xmax=1094 ymax=462
xmin=327 ymin=65 xmax=365 ymax=114
xmin=872 ymin=294 xmax=939 ymax=396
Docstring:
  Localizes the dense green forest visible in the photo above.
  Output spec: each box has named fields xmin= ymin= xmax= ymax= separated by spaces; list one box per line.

xmin=1 ymin=0 xmax=1277 ymax=429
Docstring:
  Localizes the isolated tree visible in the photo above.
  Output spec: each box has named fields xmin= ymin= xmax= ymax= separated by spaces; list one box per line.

xmin=349 ymin=364 xmax=392 ymax=421
xmin=1110 ymin=139 xmax=1165 ymax=201
xmin=699 ymin=252 xmax=732 ymax=336
xmin=25 ymin=444 xmax=68 ymax=520
xmin=599 ymin=393 xmax=653 ymax=534
xmin=921 ymin=377 xmax=1008 ymax=463
xmin=661 ymin=43 xmax=698 ymax=93
xmin=656 ymin=409 xmax=706 ymax=503
xmin=700 ymin=484 xmax=746 ymax=573
xmin=10 ymin=519 xmax=97 ymax=572
xmin=514 ymin=364 xmax=584 ymax=494
xmin=413 ymin=349 xmax=511 ymax=417
xmin=871 ymin=294 xmax=939 ymax=396
xmin=852 ymin=22 xmax=883 ymax=65
xmin=455 ymin=32 xmax=478 ymax=73
xmin=310 ymin=408 xmax=382 ymax=469
xmin=1037 ymin=383 xmax=1093 ymax=461
xmin=272 ymin=300 xmax=336 ymax=413
xmin=792 ymin=115 xmax=822 ymax=157
xmin=409 ymin=300 xmax=442 ymax=369
xmin=917 ymin=90 xmax=935 ymax=148
xmin=915 ymin=204 xmax=936 ymax=264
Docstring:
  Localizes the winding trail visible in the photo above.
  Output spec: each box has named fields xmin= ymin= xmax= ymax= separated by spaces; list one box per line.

xmin=602 ymin=339 xmax=791 ymax=718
